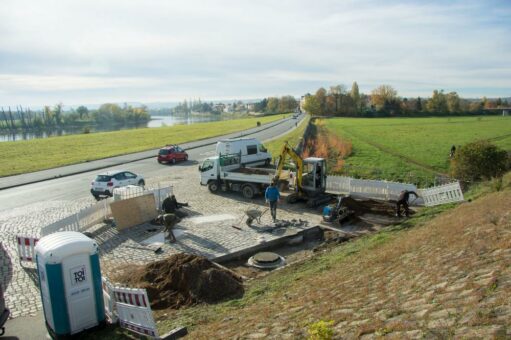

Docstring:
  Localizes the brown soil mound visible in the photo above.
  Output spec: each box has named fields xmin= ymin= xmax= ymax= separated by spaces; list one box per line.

xmin=115 ymin=253 xmax=244 ymax=309
xmin=341 ymin=196 xmax=401 ymax=216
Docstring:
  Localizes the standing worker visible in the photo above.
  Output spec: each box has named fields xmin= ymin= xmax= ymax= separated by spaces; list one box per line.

xmin=450 ymin=145 xmax=456 ymax=159
xmin=396 ymin=190 xmax=419 ymax=217
xmin=265 ymin=180 xmax=281 ymax=223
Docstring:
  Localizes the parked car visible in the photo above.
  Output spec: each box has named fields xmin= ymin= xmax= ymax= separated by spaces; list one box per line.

xmin=90 ymin=170 xmax=145 ymax=198
xmin=157 ymin=145 xmax=188 ymax=164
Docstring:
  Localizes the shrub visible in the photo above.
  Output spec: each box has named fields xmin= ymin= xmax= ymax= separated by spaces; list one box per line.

xmin=450 ymin=140 xmax=509 ymax=181
xmin=307 ymin=320 xmax=334 ymax=340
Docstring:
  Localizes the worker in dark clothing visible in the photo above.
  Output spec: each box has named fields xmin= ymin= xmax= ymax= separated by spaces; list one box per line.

xmin=156 ymin=213 xmax=180 ymax=243
xmin=450 ymin=145 xmax=456 ymax=159
xmin=162 ymin=194 xmax=189 ymax=218
xmin=265 ymin=180 xmax=281 ymax=223
xmin=396 ymin=190 xmax=419 ymax=217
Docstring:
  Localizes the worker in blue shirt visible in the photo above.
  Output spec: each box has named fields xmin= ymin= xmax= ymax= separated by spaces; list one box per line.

xmin=265 ymin=180 xmax=281 ymax=222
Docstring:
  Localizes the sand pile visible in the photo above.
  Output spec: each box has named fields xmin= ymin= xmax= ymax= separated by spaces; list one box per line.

xmin=116 ymin=253 xmax=244 ymax=309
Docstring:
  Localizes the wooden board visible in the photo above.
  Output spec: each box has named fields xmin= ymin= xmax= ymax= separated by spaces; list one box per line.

xmin=110 ymin=193 xmax=158 ymax=231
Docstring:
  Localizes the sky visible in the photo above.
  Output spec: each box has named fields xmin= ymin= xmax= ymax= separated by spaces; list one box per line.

xmin=1 ymin=0 xmax=510 ymax=108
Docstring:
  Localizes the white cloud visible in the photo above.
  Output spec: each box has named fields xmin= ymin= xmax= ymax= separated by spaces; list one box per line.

xmin=0 ymin=0 xmax=510 ymax=106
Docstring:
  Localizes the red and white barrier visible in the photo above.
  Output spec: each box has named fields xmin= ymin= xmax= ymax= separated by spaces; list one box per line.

xmin=113 ymin=287 xmax=149 ymax=308
xmin=16 ymin=235 xmax=39 ymax=263
xmin=105 ymin=284 xmax=158 ymax=338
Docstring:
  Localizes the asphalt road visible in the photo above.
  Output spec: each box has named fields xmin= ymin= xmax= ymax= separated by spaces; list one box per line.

xmin=0 ymin=113 xmax=306 ymax=212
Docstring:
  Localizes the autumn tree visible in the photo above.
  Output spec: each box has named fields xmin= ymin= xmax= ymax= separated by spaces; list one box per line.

xmin=350 ymin=81 xmax=361 ymax=113
xmin=370 ymin=85 xmax=397 ymax=111
xmin=266 ymin=97 xmax=279 ymax=113
xmin=303 ymin=95 xmax=321 ymax=115
xmin=446 ymin=92 xmax=461 ymax=113
xmin=315 ymin=87 xmax=327 ymax=115
xmin=426 ymin=90 xmax=448 ymax=114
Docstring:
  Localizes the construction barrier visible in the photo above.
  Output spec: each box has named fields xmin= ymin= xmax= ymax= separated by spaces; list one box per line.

xmin=40 ymin=213 xmax=81 ymax=236
xmin=102 ymin=277 xmax=117 ymax=323
xmin=117 ymin=304 xmax=158 ymax=338
xmin=419 ymin=181 xmax=464 ymax=207
xmin=16 ymin=235 xmax=39 ymax=263
xmin=113 ymin=286 xmax=158 ymax=338
xmin=40 ymin=185 xmax=173 ymax=237
xmin=326 ymin=176 xmax=423 ymax=204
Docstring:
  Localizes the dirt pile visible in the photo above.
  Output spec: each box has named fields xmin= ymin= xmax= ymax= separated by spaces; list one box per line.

xmin=341 ymin=196 xmax=400 ymax=216
xmin=115 ymin=253 xmax=244 ymax=309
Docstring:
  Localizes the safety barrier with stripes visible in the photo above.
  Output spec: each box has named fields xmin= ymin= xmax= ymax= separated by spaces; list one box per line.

xmin=16 ymin=235 xmax=39 ymax=263
xmin=102 ymin=278 xmax=158 ymax=338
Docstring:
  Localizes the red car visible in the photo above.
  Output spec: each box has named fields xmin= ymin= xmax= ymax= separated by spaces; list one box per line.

xmin=157 ymin=145 xmax=188 ymax=164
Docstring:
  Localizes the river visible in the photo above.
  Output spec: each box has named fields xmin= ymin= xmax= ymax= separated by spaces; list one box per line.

xmin=0 ymin=114 xmax=230 ymax=142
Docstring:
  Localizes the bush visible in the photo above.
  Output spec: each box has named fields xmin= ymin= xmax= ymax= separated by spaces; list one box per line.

xmin=450 ymin=140 xmax=509 ymax=181
xmin=307 ymin=320 xmax=334 ymax=340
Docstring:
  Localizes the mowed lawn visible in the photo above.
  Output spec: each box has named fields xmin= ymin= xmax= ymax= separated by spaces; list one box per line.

xmin=324 ymin=116 xmax=511 ymax=185
xmin=0 ymin=114 xmax=288 ymax=177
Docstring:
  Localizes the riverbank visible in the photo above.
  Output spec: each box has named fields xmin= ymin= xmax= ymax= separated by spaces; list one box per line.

xmin=0 ymin=114 xmax=288 ymax=177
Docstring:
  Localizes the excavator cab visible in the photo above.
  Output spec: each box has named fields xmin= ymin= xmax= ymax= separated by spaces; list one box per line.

xmin=301 ymin=158 xmax=327 ymax=196
xmin=275 ymin=142 xmax=329 ymax=206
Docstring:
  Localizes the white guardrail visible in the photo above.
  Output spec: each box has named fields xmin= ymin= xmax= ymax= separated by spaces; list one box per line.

xmin=326 ymin=175 xmax=464 ymax=207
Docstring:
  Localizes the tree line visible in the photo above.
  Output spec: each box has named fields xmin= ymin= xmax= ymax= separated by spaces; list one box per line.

xmin=167 ymin=96 xmax=299 ymax=115
xmin=0 ymin=103 xmax=150 ymax=130
xmin=302 ymin=83 xmax=510 ymax=117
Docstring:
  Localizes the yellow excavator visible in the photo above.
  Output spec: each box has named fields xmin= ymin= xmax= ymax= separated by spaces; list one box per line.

xmin=275 ymin=142 xmax=330 ymax=207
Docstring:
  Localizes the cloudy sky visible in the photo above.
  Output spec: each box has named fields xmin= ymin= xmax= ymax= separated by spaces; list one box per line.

xmin=1 ymin=0 xmax=510 ymax=107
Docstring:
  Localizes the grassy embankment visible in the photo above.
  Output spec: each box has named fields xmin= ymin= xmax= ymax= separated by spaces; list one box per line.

xmin=0 ymin=114 xmax=288 ymax=177
xmin=323 ymin=116 xmax=511 ymax=186
xmin=264 ymin=115 xmax=310 ymax=158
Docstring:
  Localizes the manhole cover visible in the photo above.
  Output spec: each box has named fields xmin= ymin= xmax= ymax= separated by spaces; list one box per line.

xmin=248 ymin=252 xmax=286 ymax=269
xmin=252 ymin=252 xmax=280 ymax=264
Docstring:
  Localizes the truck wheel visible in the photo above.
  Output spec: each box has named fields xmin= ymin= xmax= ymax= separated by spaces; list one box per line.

xmin=208 ymin=181 xmax=219 ymax=193
xmin=172 ymin=158 xmax=176 ymax=164
xmin=241 ymin=185 xmax=255 ymax=199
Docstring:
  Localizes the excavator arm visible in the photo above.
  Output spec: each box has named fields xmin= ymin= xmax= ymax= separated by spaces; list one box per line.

xmin=275 ymin=142 xmax=304 ymax=191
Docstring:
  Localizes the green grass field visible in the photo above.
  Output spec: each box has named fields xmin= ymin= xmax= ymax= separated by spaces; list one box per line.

xmin=324 ymin=116 xmax=511 ymax=185
xmin=0 ymin=114 xmax=288 ymax=177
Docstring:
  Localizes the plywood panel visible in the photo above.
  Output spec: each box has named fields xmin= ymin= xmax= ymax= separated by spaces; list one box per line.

xmin=110 ymin=193 xmax=158 ymax=231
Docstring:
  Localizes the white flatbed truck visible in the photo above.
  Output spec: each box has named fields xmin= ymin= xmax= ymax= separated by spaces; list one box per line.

xmin=199 ymin=153 xmax=286 ymax=198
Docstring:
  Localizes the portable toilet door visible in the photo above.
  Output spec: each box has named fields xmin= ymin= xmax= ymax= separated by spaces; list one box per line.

xmin=35 ymin=231 xmax=105 ymax=337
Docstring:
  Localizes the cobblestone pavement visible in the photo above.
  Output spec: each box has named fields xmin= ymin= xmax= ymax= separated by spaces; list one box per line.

xmin=0 ymin=164 xmax=322 ymax=318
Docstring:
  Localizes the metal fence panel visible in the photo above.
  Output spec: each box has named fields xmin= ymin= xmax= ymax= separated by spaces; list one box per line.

xmin=41 ymin=213 xmax=80 ymax=236
xmin=117 ymin=303 xmax=158 ymax=338
xmin=419 ymin=182 xmax=464 ymax=207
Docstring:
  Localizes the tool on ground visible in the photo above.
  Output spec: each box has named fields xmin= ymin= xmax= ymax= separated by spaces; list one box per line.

xmin=123 ymin=244 xmax=163 ymax=254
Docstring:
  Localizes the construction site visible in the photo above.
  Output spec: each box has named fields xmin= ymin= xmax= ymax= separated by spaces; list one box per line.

xmin=0 ymin=134 xmax=470 ymax=339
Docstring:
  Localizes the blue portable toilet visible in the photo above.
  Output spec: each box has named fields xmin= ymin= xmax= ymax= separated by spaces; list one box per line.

xmin=35 ymin=231 xmax=105 ymax=337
